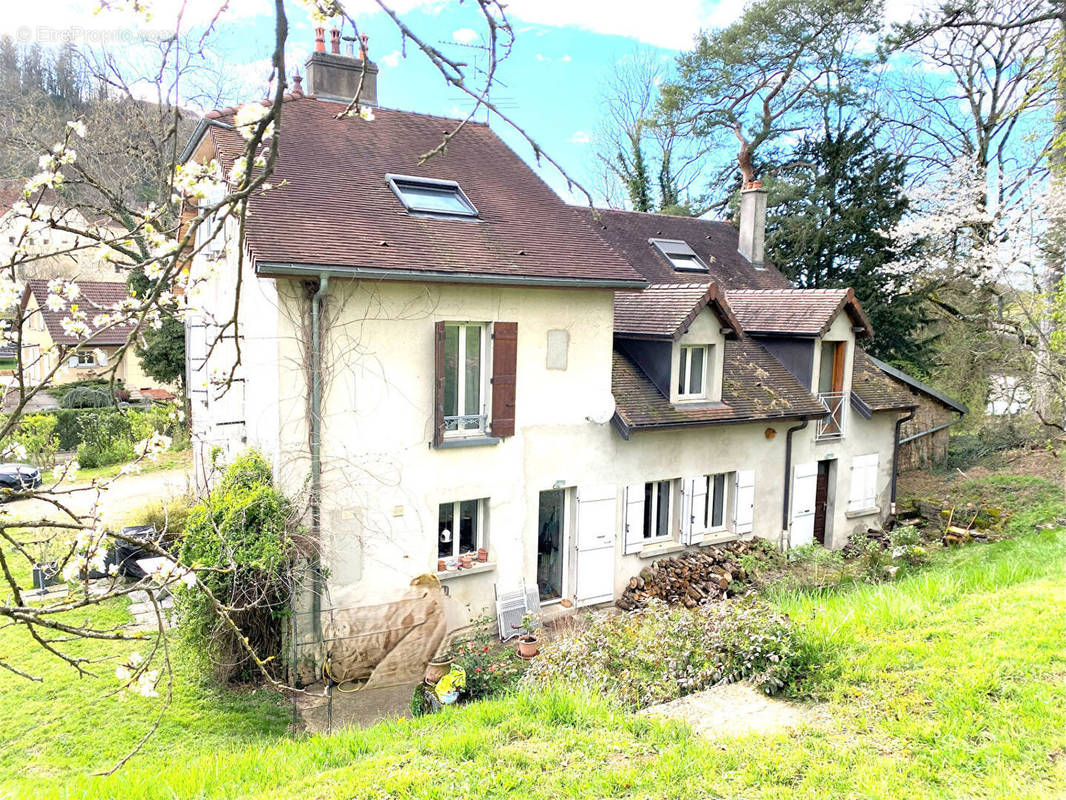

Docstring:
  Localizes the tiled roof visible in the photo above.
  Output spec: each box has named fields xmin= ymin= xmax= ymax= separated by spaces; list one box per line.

xmin=23 ymin=279 xmax=135 ymax=345
xmin=851 ymin=349 xmax=920 ymax=413
xmin=612 ymin=339 xmax=826 ymax=434
xmin=613 ymin=282 xmax=742 ymax=339
xmin=866 ymin=354 xmax=967 ymax=414
xmin=201 ymin=97 xmax=644 ymax=287
xmin=578 ymin=207 xmax=794 ymax=289
xmin=725 ymin=288 xmax=872 ymax=337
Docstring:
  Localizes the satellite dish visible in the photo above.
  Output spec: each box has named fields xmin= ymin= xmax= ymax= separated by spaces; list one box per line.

xmin=587 ymin=393 xmax=616 ymax=425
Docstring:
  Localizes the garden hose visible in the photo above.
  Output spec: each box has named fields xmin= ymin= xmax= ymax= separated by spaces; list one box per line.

xmin=322 ymin=657 xmax=362 ymax=693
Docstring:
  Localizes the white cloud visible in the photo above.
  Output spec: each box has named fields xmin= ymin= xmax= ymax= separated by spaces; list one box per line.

xmin=569 ymin=130 xmax=591 ymax=145
xmin=559 ymin=54 xmax=572 ymax=62
xmin=535 ymin=53 xmax=550 ymax=62
xmin=452 ymin=27 xmax=480 ymax=45
xmin=380 ymin=50 xmax=402 ymax=68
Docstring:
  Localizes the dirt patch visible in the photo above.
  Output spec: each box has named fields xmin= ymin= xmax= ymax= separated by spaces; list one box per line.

xmin=639 ymin=681 xmax=826 ymax=740
xmin=898 ymin=445 xmax=1062 ymax=505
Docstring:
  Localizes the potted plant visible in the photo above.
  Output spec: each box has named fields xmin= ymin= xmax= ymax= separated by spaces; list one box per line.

xmin=515 ymin=613 xmax=541 ymax=659
xmin=425 ymin=648 xmax=454 ymax=684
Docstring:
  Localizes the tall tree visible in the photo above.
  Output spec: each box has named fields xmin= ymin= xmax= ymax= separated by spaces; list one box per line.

xmin=765 ymin=125 xmax=926 ymax=364
xmin=662 ymin=0 xmax=879 ymax=201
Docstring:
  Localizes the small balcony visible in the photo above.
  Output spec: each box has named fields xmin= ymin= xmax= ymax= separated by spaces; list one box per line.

xmin=445 ymin=413 xmax=486 ymax=434
xmin=816 ymin=391 xmax=847 ymax=440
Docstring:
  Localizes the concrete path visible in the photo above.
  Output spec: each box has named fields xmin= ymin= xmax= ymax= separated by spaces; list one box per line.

xmin=640 ymin=681 xmax=826 ymax=739
xmin=295 ymin=681 xmax=418 ymax=734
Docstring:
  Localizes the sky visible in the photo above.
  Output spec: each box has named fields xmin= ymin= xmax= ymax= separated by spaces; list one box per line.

xmin=1 ymin=0 xmax=930 ymax=209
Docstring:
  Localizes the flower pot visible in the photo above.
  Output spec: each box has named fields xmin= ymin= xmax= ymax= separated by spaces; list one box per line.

xmin=477 ymin=548 xmax=488 ymax=562
xmin=559 ymin=598 xmax=573 ymax=608
xmin=425 ymin=656 xmax=453 ymax=685
xmin=459 ymin=555 xmax=473 ymax=569
xmin=437 ymin=560 xmax=446 ymax=573
xmin=517 ymin=635 xmax=539 ymax=659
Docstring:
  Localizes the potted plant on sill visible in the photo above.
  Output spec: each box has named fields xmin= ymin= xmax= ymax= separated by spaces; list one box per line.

xmin=515 ymin=613 xmax=541 ymax=659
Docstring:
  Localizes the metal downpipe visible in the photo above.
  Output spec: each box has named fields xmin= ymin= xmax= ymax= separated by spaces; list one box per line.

xmin=781 ymin=418 xmax=810 ymax=549
xmin=890 ymin=408 xmax=917 ymax=515
xmin=310 ymin=274 xmax=329 ymax=635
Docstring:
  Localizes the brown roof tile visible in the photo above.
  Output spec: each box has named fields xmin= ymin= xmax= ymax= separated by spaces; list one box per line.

xmin=725 ymin=288 xmax=872 ymax=338
xmin=23 ymin=279 xmax=134 ymax=345
xmin=851 ymin=349 xmax=919 ymax=413
xmin=579 ymin=207 xmax=794 ymax=289
xmin=613 ymin=282 xmax=742 ymax=339
xmin=612 ymin=339 xmax=826 ymax=434
xmin=202 ymin=98 xmax=644 ymax=287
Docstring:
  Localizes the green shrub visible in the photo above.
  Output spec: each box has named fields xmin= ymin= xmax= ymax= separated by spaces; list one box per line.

xmin=178 ymin=449 xmax=298 ymax=683
xmin=125 ymin=495 xmax=194 ymax=538
xmin=9 ymin=413 xmax=59 ymax=466
xmin=76 ymin=440 xmax=135 ymax=469
xmin=60 ymin=386 xmax=114 ymax=409
xmin=449 ymin=628 xmax=528 ymax=701
xmin=522 ymin=599 xmax=812 ymax=708
xmin=889 ymin=524 xmax=929 ymax=566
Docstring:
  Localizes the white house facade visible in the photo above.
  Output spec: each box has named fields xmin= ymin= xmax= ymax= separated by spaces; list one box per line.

xmin=181 ymin=38 xmax=919 ymax=622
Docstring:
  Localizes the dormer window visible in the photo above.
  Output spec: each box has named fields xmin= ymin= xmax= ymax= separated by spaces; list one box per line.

xmin=387 ymin=174 xmax=478 ymax=218
xmin=677 ymin=345 xmax=707 ymax=399
xmin=650 ymin=238 xmax=707 ymax=273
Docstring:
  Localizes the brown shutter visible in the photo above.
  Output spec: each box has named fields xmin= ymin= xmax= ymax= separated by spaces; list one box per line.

xmin=490 ymin=322 xmax=517 ymax=438
xmin=432 ymin=321 xmax=446 ymax=446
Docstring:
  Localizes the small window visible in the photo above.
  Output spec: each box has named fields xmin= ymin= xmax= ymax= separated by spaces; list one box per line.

xmin=705 ymin=473 xmax=728 ymax=529
xmin=677 ymin=345 xmax=707 ymax=399
xmin=438 ymin=498 xmax=484 ymax=560
xmin=387 ymin=173 xmax=478 ymax=217
xmin=642 ymin=479 xmax=673 ymax=540
xmin=649 ymin=238 xmax=707 ymax=273
xmin=72 ymin=351 xmax=96 ymax=367
xmin=443 ymin=322 xmax=486 ymax=434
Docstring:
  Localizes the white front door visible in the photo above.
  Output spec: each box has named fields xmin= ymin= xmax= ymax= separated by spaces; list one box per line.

xmin=574 ymin=484 xmax=616 ymax=607
xmin=791 ymin=462 xmax=818 ymax=547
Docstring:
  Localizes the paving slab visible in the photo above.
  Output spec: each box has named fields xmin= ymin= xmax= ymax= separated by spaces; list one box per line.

xmin=296 ymin=681 xmax=419 ymax=734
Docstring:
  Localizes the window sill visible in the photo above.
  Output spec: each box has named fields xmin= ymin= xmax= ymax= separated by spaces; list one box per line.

xmin=436 ymin=435 xmax=501 ymax=450
xmin=638 ymin=540 xmax=684 ymax=559
xmin=699 ymin=531 xmax=739 ymax=546
xmin=437 ymin=561 xmax=496 ymax=580
xmin=845 ymin=506 xmax=881 ymax=519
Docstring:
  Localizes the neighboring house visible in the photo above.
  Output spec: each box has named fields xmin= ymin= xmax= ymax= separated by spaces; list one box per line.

xmin=18 ymin=279 xmax=159 ymax=390
xmin=866 ymin=356 xmax=968 ymax=470
xmin=181 ymin=34 xmax=954 ymax=623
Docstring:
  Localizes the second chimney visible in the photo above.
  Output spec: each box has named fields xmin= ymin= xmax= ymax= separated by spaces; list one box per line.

xmin=738 ymin=182 xmax=767 ymax=268
xmin=304 ymin=27 xmax=379 ymax=106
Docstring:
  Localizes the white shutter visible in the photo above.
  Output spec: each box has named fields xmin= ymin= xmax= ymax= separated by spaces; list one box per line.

xmin=95 ymin=349 xmax=108 ymax=367
xmin=67 ymin=355 xmax=78 ymax=368
xmin=682 ymin=476 xmax=708 ymax=545
xmin=791 ymin=462 xmax=818 ymax=547
xmin=849 ymin=454 xmax=879 ymax=510
xmin=734 ymin=470 xmax=755 ymax=534
xmin=623 ymin=483 xmax=645 ymax=554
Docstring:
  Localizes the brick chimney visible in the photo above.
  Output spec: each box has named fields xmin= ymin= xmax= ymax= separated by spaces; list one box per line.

xmin=304 ymin=26 xmax=378 ymax=106
xmin=738 ymin=181 xmax=767 ymax=268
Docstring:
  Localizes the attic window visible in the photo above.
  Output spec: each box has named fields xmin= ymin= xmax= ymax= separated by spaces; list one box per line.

xmin=386 ymin=173 xmax=478 ymax=218
xmin=649 ymin=238 xmax=707 ymax=273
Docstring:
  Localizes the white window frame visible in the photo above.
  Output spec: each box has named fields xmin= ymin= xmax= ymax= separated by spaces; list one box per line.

xmin=443 ymin=322 xmax=489 ymax=437
xmin=437 ymin=498 xmax=485 ymax=561
xmin=72 ymin=350 xmax=97 ymax=367
xmin=642 ymin=479 xmax=676 ymax=543
xmin=705 ymin=472 xmax=730 ymax=531
xmin=677 ymin=345 xmax=708 ymax=400
xmin=649 ymin=238 xmax=708 ymax=273
xmin=848 ymin=453 xmax=880 ymax=512
xmin=196 ymin=185 xmax=226 ymax=256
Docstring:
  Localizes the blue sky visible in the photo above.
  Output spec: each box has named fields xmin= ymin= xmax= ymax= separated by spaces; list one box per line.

xmin=4 ymin=0 xmax=926 ymax=207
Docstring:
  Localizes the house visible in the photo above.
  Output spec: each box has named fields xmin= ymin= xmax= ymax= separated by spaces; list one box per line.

xmin=18 ymin=279 xmax=161 ymax=391
xmin=180 ymin=31 xmax=949 ymax=624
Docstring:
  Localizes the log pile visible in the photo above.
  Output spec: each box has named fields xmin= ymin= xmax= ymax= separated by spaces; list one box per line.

xmin=615 ymin=541 xmax=771 ymax=611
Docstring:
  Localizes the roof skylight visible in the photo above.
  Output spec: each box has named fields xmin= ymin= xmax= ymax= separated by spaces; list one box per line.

xmin=649 ymin=237 xmax=708 ymax=273
xmin=387 ymin=173 xmax=478 ymax=218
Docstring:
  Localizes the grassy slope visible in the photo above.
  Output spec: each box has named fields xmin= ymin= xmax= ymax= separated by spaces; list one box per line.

xmin=4 ymin=522 xmax=1063 ymax=800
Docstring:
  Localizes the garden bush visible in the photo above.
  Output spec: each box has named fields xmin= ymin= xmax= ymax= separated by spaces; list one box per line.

xmin=7 ymin=413 xmax=59 ymax=465
xmin=76 ymin=439 xmax=135 ymax=469
xmin=178 ymin=449 xmax=299 ymax=683
xmin=522 ymin=599 xmax=812 ymax=708
xmin=449 ymin=628 xmax=527 ymax=701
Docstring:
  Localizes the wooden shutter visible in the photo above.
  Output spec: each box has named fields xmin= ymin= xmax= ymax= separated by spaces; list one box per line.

xmin=734 ymin=470 xmax=755 ymax=534
xmin=682 ymin=476 xmax=708 ymax=546
xmin=623 ymin=483 xmax=645 ymax=554
xmin=490 ymin=322 xmax=517 ymax=438
xmin=849 ymin=454 xmax=879 ymax=510
xmin=432 ymin=321 xmax=446 ymax=447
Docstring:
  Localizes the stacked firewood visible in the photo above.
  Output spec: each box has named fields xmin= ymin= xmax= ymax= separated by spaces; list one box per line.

xmin=615 ymin=541 xmax=767 ymax=610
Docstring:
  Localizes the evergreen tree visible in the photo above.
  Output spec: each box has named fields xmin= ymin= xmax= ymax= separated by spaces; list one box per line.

xmin=765 ymin=125 xmax=928 ymax=365
xmin=129 ymin=268 xmax=186 ymax=389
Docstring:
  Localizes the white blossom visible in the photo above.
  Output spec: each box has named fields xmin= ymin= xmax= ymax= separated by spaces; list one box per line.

xmin=66 ymin=120 xmax=87 ymax=138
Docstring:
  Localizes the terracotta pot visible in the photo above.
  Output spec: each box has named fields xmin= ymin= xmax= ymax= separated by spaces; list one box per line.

xmin=459 ymin=555 xmax=473 ymax=568
xmin=425 ymin=656 xmax=453 ymax=685
xmin=477 ymin=548 xmax=488 ymax=562
xmin=437 ymin=560 xmax=446 ymax=572
xmin=560 ymin=598 xmax=573 ymax=609
xmin=517 ymin=635 xmax=539 ymax=659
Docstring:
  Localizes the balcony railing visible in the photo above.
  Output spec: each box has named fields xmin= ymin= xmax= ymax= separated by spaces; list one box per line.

xmin=816 ymin=391 xmax=847 ymax=440
xmin=444 ymin=413 xmax=486 ymax=433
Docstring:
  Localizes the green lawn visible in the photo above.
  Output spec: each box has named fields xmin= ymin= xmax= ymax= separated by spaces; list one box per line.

xmin=68 ymin=446 xmax=192 ymax=485
xmin=2 ymin=495 xmax=1063 ymax=798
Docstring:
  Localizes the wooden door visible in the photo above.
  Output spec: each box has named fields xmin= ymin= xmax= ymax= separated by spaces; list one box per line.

xmin=814 ymin=460 xmax=831 ymax=545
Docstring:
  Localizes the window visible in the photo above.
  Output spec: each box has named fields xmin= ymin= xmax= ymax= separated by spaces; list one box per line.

xmin=387 ymin=173 xmax=478 ymax=217
xmin=705 ymin=473 xmax=727 ymax=529
xmin=677 ymin=345 xmax=707 ymax=399
xmin=443 ymin=323 xmax=486 ymax=434
xmin=624 ymin=479 xmax=677 ymax=553
xmin=72 ymin=351 xmax=97 ymax=367
xmin=649 ymin=238 xmax=707 ymax=273
xmin=848 ymin=454 xmax=879 ymax=511
xmin=643 ymin=480 xmax=672 ymax=540
xmin=196 ymin=187 xmax=225 ymax=256
xmin=438 ymin=498 xmax=484 ymax=560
